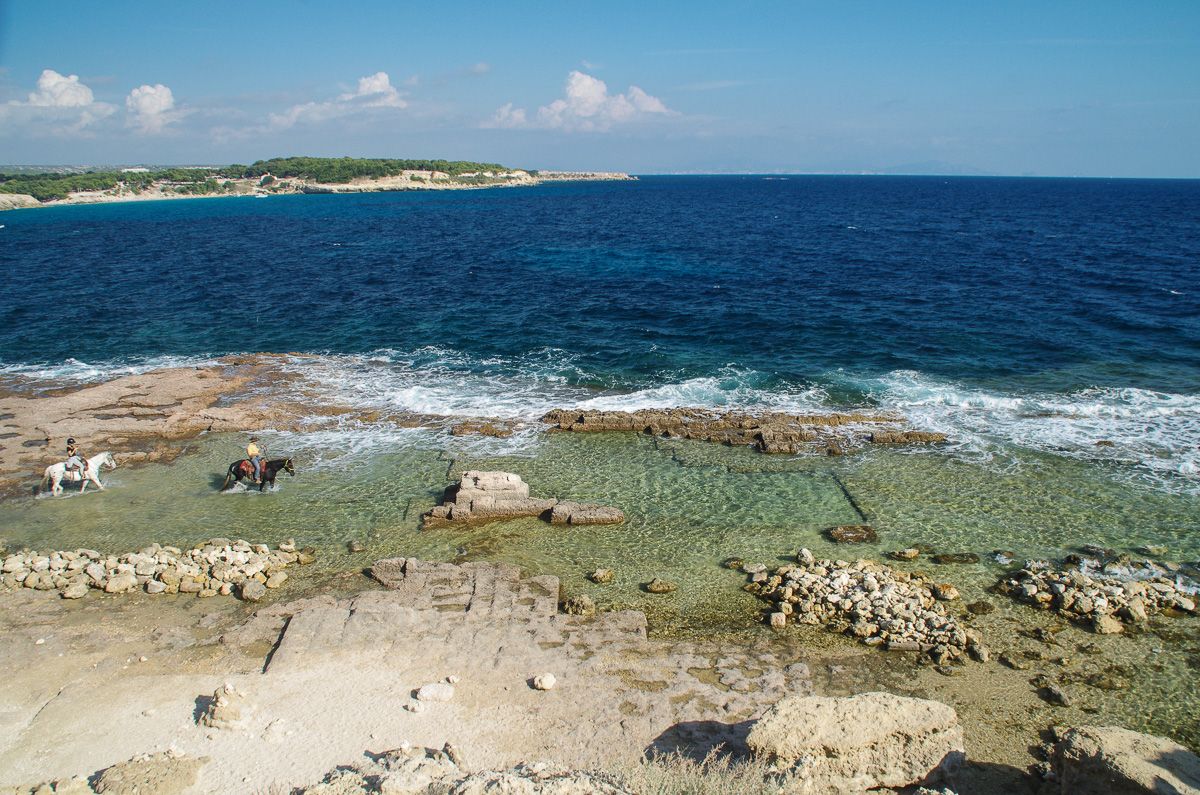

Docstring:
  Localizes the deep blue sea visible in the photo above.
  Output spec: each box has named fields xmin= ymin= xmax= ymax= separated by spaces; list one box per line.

xmin=2 ymin=176 xmax=1199 ymax=490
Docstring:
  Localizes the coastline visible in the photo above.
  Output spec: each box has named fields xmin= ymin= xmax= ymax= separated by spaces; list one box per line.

xmin=1 ymin=357 xmax=1199 ymax=793
xmin=0 ymin=170 xmax=636 ymax=212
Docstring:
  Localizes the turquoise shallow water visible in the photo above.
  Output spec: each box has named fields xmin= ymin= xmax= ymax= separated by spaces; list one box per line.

xmin=4 ymin=429 xmax=1197 ymax=630
xmin=3 ymin=427 xmax=1200 ymax=748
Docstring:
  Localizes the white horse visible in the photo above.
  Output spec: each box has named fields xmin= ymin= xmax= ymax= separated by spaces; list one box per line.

xmin=40 ymin=452 xmax=117 ymax=496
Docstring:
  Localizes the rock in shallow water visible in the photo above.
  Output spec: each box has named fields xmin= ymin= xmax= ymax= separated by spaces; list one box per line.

xmin=644 ymin=578 xmax=677 ymax=594
xmin=587 ymin=568 xmax=614 ymax=584
xmin=827 ymin=525 xmax=877 ymax=543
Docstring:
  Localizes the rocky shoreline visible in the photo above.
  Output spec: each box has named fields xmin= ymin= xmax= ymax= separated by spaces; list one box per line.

xmin=1 ymin=557 xmax=1198 ymax=794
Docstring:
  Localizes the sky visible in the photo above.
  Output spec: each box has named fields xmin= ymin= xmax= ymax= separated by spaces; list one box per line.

xmin=1 ymin=1 xmax=1198 ymax=176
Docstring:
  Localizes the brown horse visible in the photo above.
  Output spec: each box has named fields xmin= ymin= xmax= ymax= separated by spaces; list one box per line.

xmin=220 ymin=457 xmax=295 ymax=492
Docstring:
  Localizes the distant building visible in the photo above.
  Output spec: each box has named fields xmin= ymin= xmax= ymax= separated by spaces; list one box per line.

xmin=121 ymin=167 xmax=150 ymax=173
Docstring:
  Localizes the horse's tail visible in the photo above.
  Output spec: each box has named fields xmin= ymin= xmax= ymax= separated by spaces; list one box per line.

xmin=220 ymin=463 xmax=235 ymax=492
xmin=38 ymin=466 xmax=51 ymax=494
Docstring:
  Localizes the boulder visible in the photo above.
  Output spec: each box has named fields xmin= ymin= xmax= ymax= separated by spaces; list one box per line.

xmin=199 ymin=683 xmax=246 ymax=729
xmin=746 ymin=692 xmax=964 ymax=792
xmin=239 ymin=579 xmax=266 ymax=602
xmin=1052 ymin=725 xmax=1200 ymax=795
xmin=644 ymin=578 xmax=677 ymax=594
xmin=104 ymin=572 xmax=138 ymax=593
xmin=561 ymin=594 xmax=596 ymax=616
xmin=588 ymin=568 xmax=615 ymax=584
xmin=827 ymin=525 xmax=877 ymax=544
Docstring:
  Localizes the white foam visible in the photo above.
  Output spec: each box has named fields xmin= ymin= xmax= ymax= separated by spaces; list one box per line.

xmin=278 ymin=350 xmax=835 ymax=421
xmin=868 ymin=370 xmax=1200 ymax=494
xmin=0 ymin=354 xmax=222 ymax=385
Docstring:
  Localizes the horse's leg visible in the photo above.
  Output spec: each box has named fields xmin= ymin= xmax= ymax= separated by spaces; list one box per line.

xmin=52 ymin=476 xmax=62 ymax=497
xmin=92 ymin=471 xmax=104 ymax=491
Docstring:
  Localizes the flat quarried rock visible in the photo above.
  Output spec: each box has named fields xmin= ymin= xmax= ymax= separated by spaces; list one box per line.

xmin=541 ymin=407 xmax=946 ymax=455
xmin=422 ymin=471 xmax=624 ymax=528
xmin=746 ymin=692 xmax=964 ymax=792
xmin=1051 ymin=725 xmax=1200 ymax=795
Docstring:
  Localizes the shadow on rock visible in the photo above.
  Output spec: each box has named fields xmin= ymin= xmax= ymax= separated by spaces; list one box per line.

xmin=647 ymin=719 xmax=755 ymax=761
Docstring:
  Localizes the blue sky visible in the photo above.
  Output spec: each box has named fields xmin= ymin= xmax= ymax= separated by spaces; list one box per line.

xmin=1 ymin=1 xmax=1198 ymax=176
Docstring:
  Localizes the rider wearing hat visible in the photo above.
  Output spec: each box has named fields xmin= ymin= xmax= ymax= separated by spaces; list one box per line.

xmin=65 ymin=438 xmax=88 ymax=479
xmin=247 ymin=437 xmax=264 ymax=484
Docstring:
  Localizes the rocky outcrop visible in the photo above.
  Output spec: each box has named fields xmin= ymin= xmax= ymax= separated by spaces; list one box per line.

xmin=997 ymin=557 xmax=1198 ymax=631
xmin=741 ymin=550 xmax=983 ymax=664
xmin=0 ymin=193 xmax=40 ymax=211
xmin=746 ymin=692 xmax=964 ymax=792
xmin=541 ymin=408 xmax=945 ymax=455
xmin=0 ymin=538 xmax=313 ymax=599
xmin=1049 ymin=725 xmax=1200 ymax=794
xmin=422 ymin=471 xmax=624 ymax=528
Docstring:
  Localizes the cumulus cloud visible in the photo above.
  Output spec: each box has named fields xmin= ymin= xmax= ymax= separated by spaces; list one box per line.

xmin=271 ymin=71 xmax=408 ymax=129
xmin=2 ymin=69 xmax=115 ymax=135
xmin=27 ymin=69 xmax=95 ymax=107
xmin=484 ymin=71 xmax=672 ymax=132
xmin=126 ymin=83 xmax=180 ymax=133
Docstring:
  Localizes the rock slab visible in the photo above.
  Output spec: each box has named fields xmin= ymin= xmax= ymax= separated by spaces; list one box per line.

xmin=746 ymin=692 xmax=964 ymax=792
xmin=1052 ymin=725 xmax=1200 ymax=795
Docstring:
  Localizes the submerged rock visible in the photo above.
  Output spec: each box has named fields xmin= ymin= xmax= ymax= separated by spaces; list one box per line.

xmin=644 ymin=578 xmax=678 ymax=594
xmin=827 ymin=525 xmax=878 ymax=544
xmin=746 ymin=692 xmax=964 ymax=791
xmin=588 ymin=568 xmax=614 ymax=584
xmin=933 ymin=553 xmax=980 ymax=565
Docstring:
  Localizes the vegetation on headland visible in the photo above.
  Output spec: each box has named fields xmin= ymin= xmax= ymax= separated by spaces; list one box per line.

xmin=0 ymin=156 xmax=523 ymax=202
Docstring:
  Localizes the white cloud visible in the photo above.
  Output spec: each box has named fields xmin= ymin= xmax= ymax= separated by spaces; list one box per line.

xmin=485 ymin=71 xmax=672 ymax=132
xmin=126 ymin=83 xmax=180 ymax=133
xmin=339 ymin=71 xmax=406 ymax=107
xmin=1 ymin=69 xmax=115 ymax=136
xmin=483 ymin=102 xmax=527 ymax=129
xmin=27 ymin=69 xmax=94 ymax=107
xmin=271 ymin=71 xmax=408 ymax=130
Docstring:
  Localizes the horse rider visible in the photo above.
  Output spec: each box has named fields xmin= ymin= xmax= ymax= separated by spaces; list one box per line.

xmin=246 ymin=437 xmax=264 ymax=484
xmin=64 ymin=437 xmax=89 ymax=479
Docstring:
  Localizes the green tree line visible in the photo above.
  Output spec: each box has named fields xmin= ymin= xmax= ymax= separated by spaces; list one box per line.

xmin=0 ymin=157 xmax=518 ymax=201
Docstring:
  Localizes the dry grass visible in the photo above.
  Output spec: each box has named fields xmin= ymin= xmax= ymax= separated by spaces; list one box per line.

xmin=614 ymin=749 xmax=788 ymax=795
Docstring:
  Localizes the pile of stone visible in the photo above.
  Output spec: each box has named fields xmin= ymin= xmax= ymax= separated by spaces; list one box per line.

xmin=743 ymin=549 xmax=985 ymax=664
xmin=0 ymin=538 xmax=315 ymax=601
xmin=996 ymin=556 xmax=1198 ymax=634
xmin=296 ymin=743 xmax=632 ymax=795
xmin=423 ymin=470 xmax=624 ymax=527
xmin=541 ymin=408 xmax=946 ymax=455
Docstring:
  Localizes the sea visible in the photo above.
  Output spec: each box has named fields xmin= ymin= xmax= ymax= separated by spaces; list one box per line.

xmin=2 ymin=176 xmax=1200 ymax=739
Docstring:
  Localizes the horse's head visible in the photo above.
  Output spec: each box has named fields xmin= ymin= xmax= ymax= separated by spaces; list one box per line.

xmin=284 ymin=458 xmax=295 ymax=476
xmin=103 ymin=452 xmax=118 ymax=469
